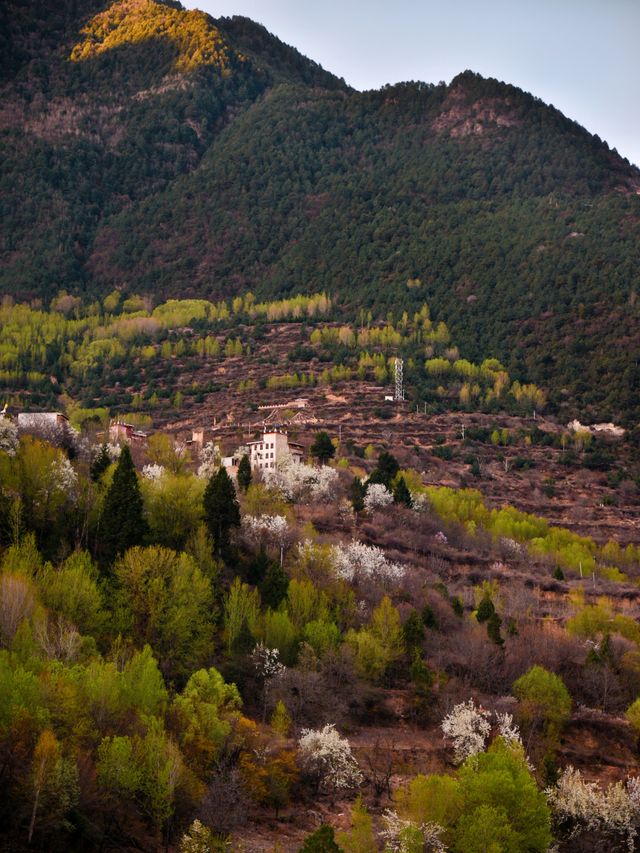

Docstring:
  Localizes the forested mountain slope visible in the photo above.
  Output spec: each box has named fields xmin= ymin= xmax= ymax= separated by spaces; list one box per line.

xmin=1 ymin=0 xmax=639 ymax=422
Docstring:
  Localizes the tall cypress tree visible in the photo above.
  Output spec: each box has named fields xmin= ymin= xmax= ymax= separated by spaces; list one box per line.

xmin=203 ymin=466 xmax=240 ymax=559
xmin=237 ymin=453 xmax=252 ymax=491
xmin=100 ymin=444 xmax=147 ymax=568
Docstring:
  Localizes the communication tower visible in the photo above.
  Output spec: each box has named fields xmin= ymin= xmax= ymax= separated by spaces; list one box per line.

xmin=394 ymin=358 xmax=404 ymax=402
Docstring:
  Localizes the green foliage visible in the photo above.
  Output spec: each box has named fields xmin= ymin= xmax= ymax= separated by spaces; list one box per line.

xmin=203 ymin=467 xmax=240 ymax=559
xmin=336 ymin=797 xmax=376 ymax=853
xmin=38 ymin=551 xmax=105 ymax=637
xmin=100 ymin=445 xmax=148 ymax=568
xmin=299 ymin=824 xmax=343 ymax=853
xmin=259 ymin=560 xmax=290 ymax=610
xmin=368 ymin=451 xmax=400 ymax=489
xmin=512 ymin=665 xmax=572 ymax=734
xmin=310 ymin=431 xmax=336 ymax=464
xmin=237 ymin=454 xmax=252 ymax=492
xmin=114 ymin=547 xmax=214 ymax=680
xmin=399 ymin=740 xmax=551 ymax=853
xmin=393 ymin=475 xmax=413 ymax=507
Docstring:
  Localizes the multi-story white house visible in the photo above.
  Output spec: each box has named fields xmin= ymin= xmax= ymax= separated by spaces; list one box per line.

xmin=247 ymin=428 xmax=304 ymax=472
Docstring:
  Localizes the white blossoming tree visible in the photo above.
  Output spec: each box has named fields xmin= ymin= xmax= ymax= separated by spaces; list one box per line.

xmin=380 ymin=810 xmax=448 ymax=853
xmin=331 ymin=540 xmax=405 ymax=586
xmin=363 ymin=483 xmax=394 ymax=513
xmin=265 ymin=454 xmax=338 ymax=503
xmin=441 ymin=699 xmax=491 ymax=764
xmin=142 ymin=463 xmax=165 ymax=481
xmin=197 ymin=442 xmax=221 ymax=479
xmin=547 ymin=766 xmax=640 ymax=850
xmin=241 ymin=514 xmax=290 ymax=564
xmin=251 ymin=642 xmax=285 ymax=722
xmin=298 ymin=723 xmax=362 ymax=796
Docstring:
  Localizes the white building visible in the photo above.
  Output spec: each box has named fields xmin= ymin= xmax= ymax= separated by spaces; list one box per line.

xmin=247 ymin=429 xmax=304 ymax=472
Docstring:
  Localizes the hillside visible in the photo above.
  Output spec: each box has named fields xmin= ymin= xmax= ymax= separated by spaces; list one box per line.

xmin=1 ymin=0 xmax=639 ymax=424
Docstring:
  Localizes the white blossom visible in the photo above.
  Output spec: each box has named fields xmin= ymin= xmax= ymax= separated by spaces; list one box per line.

xmin=142 ymin=463 xmax=165 ymax=480
xmin=441 ymin=699 xmax=491 ymax=764
xmin=495 ymin=711 xmax=523 ymax=750
xmin=251 ymin=642 xmax=285 ymax=681
xmin=547 ymin=767 xmax=640 ymax=850
xmin=52 ymin=457 xmax=78 ymax=498
xmin=331 ymin=540 xmax=405 ymax=585
xmin=106 ymin=442 xmax=121 ymax=460
xmin=434 ymin=531 xmax=448 ymax=544
xmin=264 ymin=454 xmax=338 ymax=503
xmin=298 ymin=723 xmax=362 ymax=793
xmin=380 ymin=810 xmax=448 ymax=853
xmin=0 ymin=417 xmax=18 ymax=456
xmin=197 ymin=442 xmax=220 ymax=479
xmin=412 ymin=493 xmax=429 ymax=513
xmin=242 ymin=514 xmax=289 ymax=550
xmin=363 ymin=483 xmax=394 ymax=512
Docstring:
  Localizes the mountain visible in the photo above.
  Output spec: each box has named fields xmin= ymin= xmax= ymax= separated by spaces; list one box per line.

xmin=1 ymin=0 xmax=639 ymax=423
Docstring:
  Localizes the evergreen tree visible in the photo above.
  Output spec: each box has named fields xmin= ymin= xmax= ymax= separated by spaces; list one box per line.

xmin=310 ymin=431 xmax=335 ymax=464
xmin=260 ymin=560 xmax=290 ymax=610
xmin=91 ymin=444 xmax=111 ymax=482
xmin=349 ymin=477 xmax=366 ymax=513
xmin=100 ymin=444 xmax=147 ymax=568
xmin=299 ymin=825 xmax=343 ymax=853
xmin=393 ymin=475 xmax=412 ymax=507
xmin=402 ymin=610 xmax=425 ymax=652
xmin=476 ymin=595 xmax=495 ymax=624
xmin=237 ymin=454 xmax=252 ymax=491
xmin=203 ymin=467 xmax=240 ymax=559
xmin=368 ymin=451 xmax=399 ymax=489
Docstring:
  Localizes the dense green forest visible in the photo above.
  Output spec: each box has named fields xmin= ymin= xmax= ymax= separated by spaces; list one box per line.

xmin=0 ymin=0 xmax=639 ymax=424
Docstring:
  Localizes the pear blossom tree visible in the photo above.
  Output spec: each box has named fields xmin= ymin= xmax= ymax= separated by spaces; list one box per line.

xmin=242 ymin=514 xmax=291 ymax=564
xmin=441 ymin=699 xmax=491 ymax=764
xmin=363 ymin=483 xmax=394 ymax=513
xmin=265 ymin=454 xmax=338 ymax=503
xmin=547 ymin=767 xmax=640 ymax=851
xmin=298 ymin=723 xmax=362 ymax=796
xmin=331 ymin=541 xmax=405 ymax=586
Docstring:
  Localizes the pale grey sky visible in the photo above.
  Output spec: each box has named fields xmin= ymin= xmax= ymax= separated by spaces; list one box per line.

xmin=185 ymin=0 xmax=640 ymax=167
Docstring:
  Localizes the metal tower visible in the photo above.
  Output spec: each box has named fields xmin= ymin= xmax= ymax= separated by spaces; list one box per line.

xmin=394 ymin=357 xmax=404 ymax=402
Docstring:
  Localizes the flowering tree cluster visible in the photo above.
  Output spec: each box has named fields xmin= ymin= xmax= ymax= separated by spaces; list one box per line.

xmin=197 ymin=442 xmax=220 ymax=479
xmin=251 ymin=642 xmax=285 ymax=681
xmin=298 ymin=724 xmax=362 ymax=794
xmin=142 ymin=463 xmax=165 ymax=480
xmin=547 ymin=767 xmax=640 ymax=851
xmin=332 ymin=540 xmax=405 ymax=585
xmin=52 ymin=457 xmax=78 ymax=498
xmin=242 ymin=514 xmax=290 ymax=554
xmin=441 ymin=699 xmax=492 ymax=764
xmin=380 ymin=810 xmax=448 ymax=853
xmin=265 ymin=455 xmax=338 ymax=503
xmin=363 ymin=483 xmax=393 ymax=513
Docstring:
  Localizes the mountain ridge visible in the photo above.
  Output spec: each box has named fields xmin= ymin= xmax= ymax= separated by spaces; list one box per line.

xmin=0 ymin=0 xmax=639 ymax=423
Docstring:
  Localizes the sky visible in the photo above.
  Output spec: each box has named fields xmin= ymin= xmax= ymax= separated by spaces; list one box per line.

xmin=184 ymin=0 xmax=640 ymax=167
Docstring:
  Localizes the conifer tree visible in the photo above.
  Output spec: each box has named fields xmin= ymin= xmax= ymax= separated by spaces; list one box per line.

xmin=393 ymin=475 xmax=412 ymax=507
xmin=100 ymin=444 xmax=147 ymax=568
xmin=349 ymin=477 xmax=366 ymax=514
xmin=91 ymin=444 xmax=111 ymax=482
xmin=310 ymin=431 xmax=335 ymax=464
xmin=368 ymin=451 xmax=399 ymax=489
xmin=203 ymin=466 xmax=240 ymax=559
xmin=237 ymin=454 xmax=252 ymax=491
